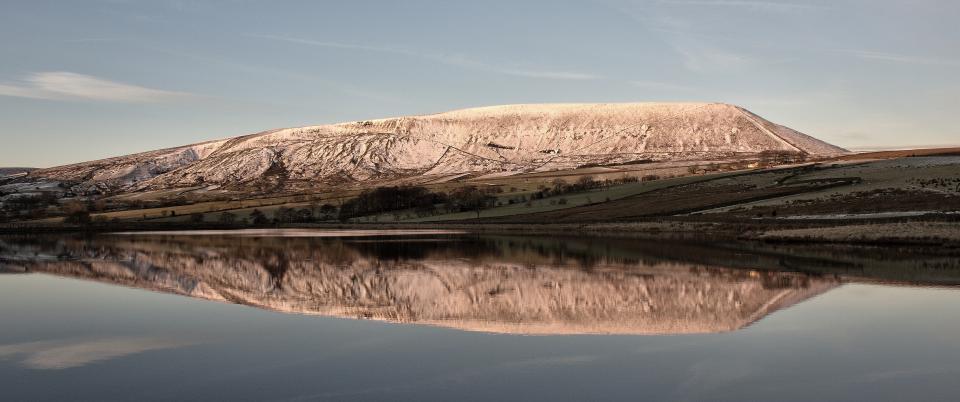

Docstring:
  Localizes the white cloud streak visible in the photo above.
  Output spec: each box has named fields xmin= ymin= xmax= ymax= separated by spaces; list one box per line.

xmin=629 ymin=80 xmax=697 ymax=92
xmin=0 ymin=72 xmax=193 ymax=103
xmin=671 ymin=42 xmax=754 ymax=73
xmin=248 ymin=34 xmax=600 ymax=80
xmin=660 ymin=0 xmax=825 ymax=11
xmin=845 ymin=50 xmax=960 ymax=66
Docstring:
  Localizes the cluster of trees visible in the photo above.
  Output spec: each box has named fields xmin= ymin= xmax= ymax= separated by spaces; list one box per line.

xmin=529 ymin=176 xmax=604 ymax=200
xmin=687 ymin=163 xmax=722 ymax=175
xmin=271 ymin=206 xmax=324 ymax=223
xmin=755 ymin=150 xmax=805 ymax=167
xmin=3 ymin=193 xmax=58 ymax=208
xmin=336 ymin=185 xmax=500 ymax=221
xmin=337 ymin=186 xmax=448 ymax=221
xmin=0 ymin=192 xmax=60 ymax=221
xmin=192 ymin=203 xmax=340 ymax=226
xmin=62 ymin=210 xmax=119 ymax=226
xmin=63 ymin=210 xmax=93 ymax=225
xmin=500 ymin=175 xmax=646 ymax=207
xmin=0 ymin=191 xmax=130 ymax=225
xmin=445 ymin=186 xmax=497 ymax=218
xmin=111 ymin=196 xmax=193 ymax=212
xmin=0 ymin=190 xmax=195 ymax=224
xmin=913 ymin=177 xmax=960 ymax=192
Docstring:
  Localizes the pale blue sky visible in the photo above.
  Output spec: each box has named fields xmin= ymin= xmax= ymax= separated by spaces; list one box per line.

xmin=1 ymin=0 xmax=957 ymax=167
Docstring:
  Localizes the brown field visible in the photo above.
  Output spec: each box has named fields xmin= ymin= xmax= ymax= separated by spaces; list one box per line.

xmin=835 ymin=147 xmax=960 ymax=161
xmin=726 ymin=189 xmax=960 ymax=218
xmin=478 ymin=176 xmax=854 ymax=223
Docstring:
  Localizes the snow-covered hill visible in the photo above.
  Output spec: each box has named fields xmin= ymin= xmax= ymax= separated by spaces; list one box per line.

xmin=23 ymin=103 xmax=847 ymax=194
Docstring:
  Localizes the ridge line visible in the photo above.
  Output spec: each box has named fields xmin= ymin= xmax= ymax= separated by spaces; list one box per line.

xmin=734 ymin=107 xmax=804 ymax=154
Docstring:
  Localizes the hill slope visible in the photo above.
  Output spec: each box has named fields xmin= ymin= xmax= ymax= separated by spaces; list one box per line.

xmin=23 ymin=103 xmax=846 ymax=194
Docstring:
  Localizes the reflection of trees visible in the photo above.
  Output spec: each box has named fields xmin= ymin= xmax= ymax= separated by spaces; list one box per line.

xmin=5 ymin=233 xmax=959 ymax=285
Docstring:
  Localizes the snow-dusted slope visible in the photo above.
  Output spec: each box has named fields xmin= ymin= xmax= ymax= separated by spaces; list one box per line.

xmin=25 ymin=103 xmax=847 ymax=193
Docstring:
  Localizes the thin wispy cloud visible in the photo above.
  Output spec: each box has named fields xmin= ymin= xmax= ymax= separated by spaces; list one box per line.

xmin=248 ymin=34 xmax=408 ymax=55
xmin=629 ymin=80 xmax=697 ymax=92
xmin=845 ymin=50 xmax=960 ymax=66
xmin=661 ymin=0 xmax=826 ymax=11
xmin=248 ymin=34 xmax=600 ymax=80
xmin=611 ymin=4 xmax=759 ymax=74
xmin=63 ymin=37 xmax=125 ymax=43
xmin=0 ymin=72 xmax=193 ymax=103
xmin=496 ymin=69 xmax=599 ymax=80
xmin=671 ymin=42 xmax=754 ymax=73
xmin=114 ymin=42 xmax=406 ymax=104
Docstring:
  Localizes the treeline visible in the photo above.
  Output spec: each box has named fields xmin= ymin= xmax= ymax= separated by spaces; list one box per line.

xmin=210 ymin=202 xmax=339 ymax=225
xmin=0 ymin=192 xmax=60 ymax=221
xmin=10 ymin=174 xmax=658 ymax=225
xmin=337 ymin=186 xmax=445 ymax=221
xmin=527 ymin=175 xmax=638 ymax=201
xmin=337 ymin=185 xmax=497 ymax=221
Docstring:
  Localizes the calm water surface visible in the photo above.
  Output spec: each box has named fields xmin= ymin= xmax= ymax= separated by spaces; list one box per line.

xmin=1 ymin=230 xmax=959 ymax=401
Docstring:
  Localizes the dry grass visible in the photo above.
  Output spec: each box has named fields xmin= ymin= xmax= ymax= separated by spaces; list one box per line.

xmin=835 ymin=147 xmax=960 ymax=161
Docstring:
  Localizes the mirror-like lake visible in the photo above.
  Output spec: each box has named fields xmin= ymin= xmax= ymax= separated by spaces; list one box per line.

xmin=1 ymin=230 xmax=959 ymax=401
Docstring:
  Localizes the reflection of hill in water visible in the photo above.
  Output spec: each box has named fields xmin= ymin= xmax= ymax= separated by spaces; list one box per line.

xmin=0 ymin=234 xmax=843 ymax=335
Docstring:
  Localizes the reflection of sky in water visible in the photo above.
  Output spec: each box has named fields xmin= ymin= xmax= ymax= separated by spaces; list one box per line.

xmin=2 ymin=232 xmax=959 ymax=400
xmin=0 ymin=338 xmax=191 ymax=370
xmin=1 ymin=273 xmax=959 ymax=401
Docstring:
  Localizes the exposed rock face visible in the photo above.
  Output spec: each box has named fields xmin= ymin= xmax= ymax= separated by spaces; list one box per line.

xmin=22 ymin=103 xmax=846 ymax=193
xmin=0 ymin=234 xmax=838 ymax=335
